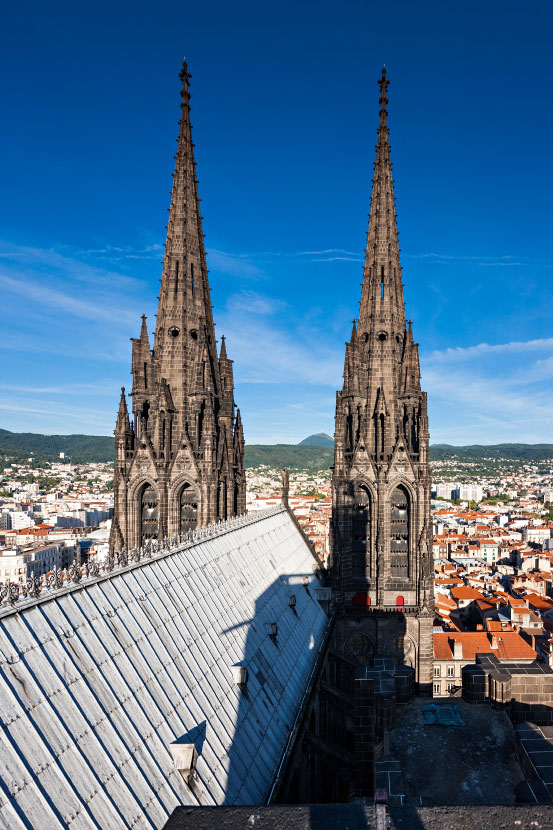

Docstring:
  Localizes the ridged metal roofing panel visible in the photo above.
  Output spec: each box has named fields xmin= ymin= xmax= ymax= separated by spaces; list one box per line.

xmin=0 ymin=507 xmax=328 ymax=829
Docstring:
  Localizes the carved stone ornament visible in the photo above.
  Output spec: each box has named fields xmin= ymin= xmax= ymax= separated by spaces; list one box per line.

xmin=0 ymin=505 xmax=282 ymax=611
xmin=347 ymin=633 xmax=374 ymax=665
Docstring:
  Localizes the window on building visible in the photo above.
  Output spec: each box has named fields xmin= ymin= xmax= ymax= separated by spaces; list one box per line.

xmin=352 ymin=484 xmax=371 ymax=579
xmin=447 ymin=683 xmax=455 ymax=694
xmin=180 ymin=483 xmax=198 ymax=532
xmin=433 ymin=683 xmax=441 ymax=696
xmin=141 ymin=484 xmax=158 ymax=542
xmin=434 ymin=665 xmax=440 ymax=677
xmin=447 ymin=665 xmax=454 ymax=678
xmin=390 ymin=485 xmax=409 ymax=573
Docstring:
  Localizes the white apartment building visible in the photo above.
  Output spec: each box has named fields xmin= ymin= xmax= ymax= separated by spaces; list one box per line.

xmin=0 ymin=541 xmax=77 ymax=581
xmin=524 ymin=526 xmax=551 ymax=545
xmin=452 ymin=484 xmax=483 ymax=503
xmin=9 ymin=511 xmax=34 ymax=530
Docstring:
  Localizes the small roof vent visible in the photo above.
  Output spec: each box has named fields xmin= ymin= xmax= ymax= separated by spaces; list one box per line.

xmin=169 ymin=742 xmax=197 ymax=785
xmin=232 ymin=665 xmax=248 ymax=686
xmin=264 ymin=622 xmax=278 ymax=640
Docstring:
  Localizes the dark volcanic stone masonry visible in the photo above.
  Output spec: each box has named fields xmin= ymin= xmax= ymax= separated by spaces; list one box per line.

xmin=110 ymin=62 xmax=245 ymax=553
xmin=330 ymin=69 xmax=434 ymax=694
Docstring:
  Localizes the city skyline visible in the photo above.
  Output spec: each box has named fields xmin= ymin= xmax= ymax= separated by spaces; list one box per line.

xmin=1 ymin=0 xmax=552 ymax=444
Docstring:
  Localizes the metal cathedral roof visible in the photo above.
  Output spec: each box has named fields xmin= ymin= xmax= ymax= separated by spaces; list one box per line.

xmin=0 ymin=506 xmax=328 ymax=830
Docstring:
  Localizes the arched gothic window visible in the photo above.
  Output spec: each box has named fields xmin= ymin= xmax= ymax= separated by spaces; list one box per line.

xmin=218 ymin=478 xmax=228 ymax=521
xmin=352 ymin=483 xmax=371 ymax=580
xmin=141 ymin=484 xmax=158 ymax=542
xmin=180 ymin=483 xmax=198 ymax=532
xmin=390 ymin=485 xmax=409 ymax=574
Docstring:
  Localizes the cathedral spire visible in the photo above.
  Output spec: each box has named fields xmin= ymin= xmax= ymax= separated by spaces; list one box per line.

xmin=115 ymin=387 xmax=130 ymax=433
xmin=330 ymin=68 xmax=433 ymax=692
xmin=110 ymin=59 xmax=246 ymax=553
xmin=358 ymin=67 xmax=405 ymax=336
xmin=153 ymin=58 xmax=218 ymax=415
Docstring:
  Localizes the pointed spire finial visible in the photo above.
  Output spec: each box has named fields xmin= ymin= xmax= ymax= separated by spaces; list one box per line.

xmin=219 ymin=334 xmax=227 ymax=359
xmin=139 ymin=315 xmax=149 ymax=344
xmin=378 ymin=66 xmax=389 ymax=119
xmin=115 ymin=386 xmax=130 ymax=432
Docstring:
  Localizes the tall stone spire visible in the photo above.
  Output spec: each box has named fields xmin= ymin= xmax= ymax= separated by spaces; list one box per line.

xmin=110 ymin=60 xmax=246 ymax=554
xmin=154 ymin=58 xmax=218 ymax=417
xmin=358 ymin=69 xmax=405 ymax=332
xmin=330 ymin=68 xmax=434 ymax=693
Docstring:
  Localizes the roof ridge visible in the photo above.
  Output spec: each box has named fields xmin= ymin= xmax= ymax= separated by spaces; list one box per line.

xmin=0 ymin=504 xmax=287 ymax=618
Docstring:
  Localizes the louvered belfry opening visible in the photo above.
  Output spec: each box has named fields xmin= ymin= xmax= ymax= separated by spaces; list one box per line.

xmin=141 ymin=484 xmax=158 ymax=541
xmin=352 ymin=484 xmax=371 ymax=581
xmin=390 ymin=485 xmax=409 ymax=573
xmin=179 ymin=483 xmax=198 ymax=532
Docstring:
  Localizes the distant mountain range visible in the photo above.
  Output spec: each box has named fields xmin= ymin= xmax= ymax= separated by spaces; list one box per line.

xmin=2 ymin=428 xmax=553 ymax=470
xmin=429 ymin=443 xmax=553 ymax=462
xmin=298 ymin=433 xmax=334 ymax=447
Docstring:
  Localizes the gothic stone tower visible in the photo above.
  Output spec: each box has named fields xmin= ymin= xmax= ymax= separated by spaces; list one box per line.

xmin=330 ymin=69 xmax=434 ymax=692
xmin=110 ymin=61 xmax=246 ymax=553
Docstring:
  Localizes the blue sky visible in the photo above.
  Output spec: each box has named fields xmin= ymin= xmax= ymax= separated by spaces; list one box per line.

xmin=1 ymin=0 xmax=552 ymax=445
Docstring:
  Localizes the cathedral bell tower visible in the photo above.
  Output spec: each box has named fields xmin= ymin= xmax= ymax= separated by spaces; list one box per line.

xmin=330 ymin=69 xmax=434 ymax=692
xmin=110 ymin=60 xmax=246 ymax=553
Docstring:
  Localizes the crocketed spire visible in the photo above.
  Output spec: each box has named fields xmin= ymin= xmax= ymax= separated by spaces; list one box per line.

xmin=111 ymin=59 xmax=246 ymax=554
xmin=330 ymin=69 xmax=434 ymax=693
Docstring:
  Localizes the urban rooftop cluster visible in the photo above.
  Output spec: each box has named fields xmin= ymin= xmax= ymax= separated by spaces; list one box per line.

xmin=3 ymin=453 xmax=553 ymax=700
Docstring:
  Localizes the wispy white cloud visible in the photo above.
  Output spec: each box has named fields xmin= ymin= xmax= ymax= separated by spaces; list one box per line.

xmin=0 ymin=240 xmax=146 ymax=287
xmin=422 ymin=334 xmax=553 ymax=444
xmin=0 ymin=381 xmax=120 ymax=396
xmin=311 ymin=256 xmax=363 ymax=262
xmin=0 ymin=399 xmax=114 ymax=431
xmin=0 ymin=272 xmax=139 ymax=325
xmin=297 ymin=249 xmax=360 ymax=257
xmin=218 ymin=291 xmax=342 ymax=388
xmin=225 ymin=290 xmax=287 ymax=316
xmin=207 ymin=248 xmax=264 ymax=279
xmin=427 ymin=337 xmax=553 ymax=363
xmin=207 ymin=246 xmax=364 ymax=267
xmin=407 ymin=251 xmax=551 ymax=268
xmin=74 ymin=243 xmax=163 ymax=261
